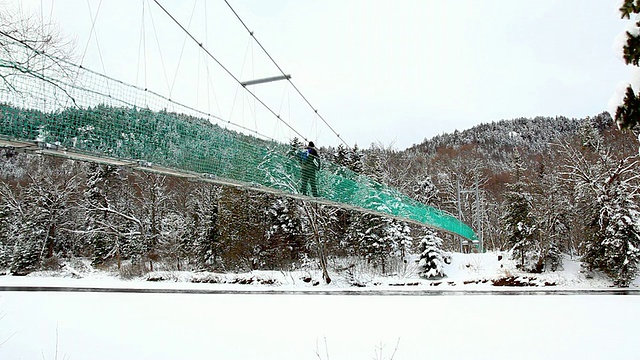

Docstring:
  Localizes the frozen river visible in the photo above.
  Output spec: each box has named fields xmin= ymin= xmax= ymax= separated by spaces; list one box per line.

xmin=1 ymin=289 xmax=639 ymax=359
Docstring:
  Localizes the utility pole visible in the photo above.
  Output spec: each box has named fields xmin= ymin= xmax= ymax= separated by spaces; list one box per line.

xmin=474 ymin=179 xmax=484 ymax=252
xmin=456 ymin=177 xmax=463 ymax=252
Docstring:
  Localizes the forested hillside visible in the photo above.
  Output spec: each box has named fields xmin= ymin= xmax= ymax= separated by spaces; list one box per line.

xmin=409 ymin=113 xmax=611 ymax=165
xmin=1 ymin=111 xmax=639 ymax=286
xmin=326 ymin=111 xmax=640 ymax=286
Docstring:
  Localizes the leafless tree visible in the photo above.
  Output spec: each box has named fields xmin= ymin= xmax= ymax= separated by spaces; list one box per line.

xmin=0 ymin=2 xmax=76 ymax=102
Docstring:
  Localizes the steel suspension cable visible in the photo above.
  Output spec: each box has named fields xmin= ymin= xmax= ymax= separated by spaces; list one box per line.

xmin=146 ymin=0 xmax=172 ymax=96
xmin=136 ymin=1 xmax=147 ymax=90
xmin=169 ymin=0 xmax=198 ymax=97
xmin=151 ymin=0 xmax=307 ymax=143
xmin=223 ymin=0 xmax=351 ymax=150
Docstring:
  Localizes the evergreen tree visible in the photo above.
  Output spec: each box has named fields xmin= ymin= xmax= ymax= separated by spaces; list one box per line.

xmin=265 ymin=196 xmax=304 ymax=268
xmin=83 ymin=163 xmax=121 ymax=266
xmin=82 ymin=167 xmax=145 ymax=269
xmin=334 ymin=144 xmax=348 ymax=168
xmin=347 ymin=214 xmax=412 ymax=274
xmin=412 ymin=175 xmax=439 ymax=206
xmin=130 ymin=172 xmax=175 ymax=271
xmin=577 ymin=117 xmax=604 ymax=151
xmin=347 ymin=213 xmax=384 ymax=271
xmin=185 ymin=184 xmax=222 ymax=270
xmin=7 ymin=157 xmax=81 ymax=273
xmin=363 ymin=143 xmax=395 ymax=185
xmin=581 ymin=158 xmax=640 ymax=287
xmin=218 ymin=188 xmax=271 ymax=270
xmin=615 ymin=1 xmax=640 ymax=129
xmin=502 ymin=151 xmax=539 ymax=270
xmin=158 ymin=211 xmax=188 ymax=270
xmin=416 ymin=230 xmax=448 ymax=279
xmin=562 ymin=135 xmax=640 ymax=286
xmin=530 ymin=155 xmax=569 ymax=271
xmin=0 ymin=194 xmax=9 ymax=269
xmin=347 ymin=144 xmax=364 ymax=174
xmin=0 ymin=181 xmax=38 ymax=274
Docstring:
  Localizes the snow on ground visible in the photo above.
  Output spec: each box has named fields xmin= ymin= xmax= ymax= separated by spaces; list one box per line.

xmin=1 ymin=291 xmax=639 ymax=360
xmin=0 ymin=252 xmax=639 ymax=359
xmin=0 ymin=251 xmax=629 ymax=291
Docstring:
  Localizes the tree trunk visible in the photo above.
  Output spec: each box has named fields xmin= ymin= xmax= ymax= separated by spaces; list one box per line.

xmin=46 ymin=223 xmax=56 ymax=258
xmin=306 ymin=203 xmax=331 ymax=284
xmin=116 ymin=244 xmax=121 ymax=270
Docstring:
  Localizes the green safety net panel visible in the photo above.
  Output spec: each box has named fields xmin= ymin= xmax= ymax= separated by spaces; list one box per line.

xmin=0 ymin=46 xmax=477 ymax=241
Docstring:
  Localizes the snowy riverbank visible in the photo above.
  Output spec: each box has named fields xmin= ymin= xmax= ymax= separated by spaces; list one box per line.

xmin=1 ymin=251 xmax=640 ymax=360
xmin=1 ymin=251 xmax=637 ymax=291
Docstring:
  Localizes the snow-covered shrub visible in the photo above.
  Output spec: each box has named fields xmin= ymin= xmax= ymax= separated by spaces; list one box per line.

xmin=0 ymin=244 xmax=9 ymax=271
xmin=118 ymin=260 xmax=148 ymax=279
xmin=10 ymin=238 xmax=41 ymax=275
xmin=416 ymin=230 xmax=449 ymax=279
xmin=332 ymin=257 xmax=375 ymax=287
xmin=542 ymin=242 xmax=563 ymax=272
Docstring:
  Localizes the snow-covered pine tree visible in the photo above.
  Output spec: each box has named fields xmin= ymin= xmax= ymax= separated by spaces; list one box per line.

xmin=562 ymin=137 xmax=640 ymax=286
xmin=362 ymin=145 xmax=386 ymax=185
xmin=502 ymin=150 xmax=540 ymax=271
xmin=530 ymin=156 xmax=569 ymax=271
xmin=0 ymin=181 xmax=39 ymax=274
xmin=158 ymin=211 xmax=188 ymax=270
xmin=83 ymin=163 xmax=121 ymax=266
xmin=416 ymin=229 xmax=449 ymax=279
xmin=582 ymin=158 xmax=640 ymax=287
xmin=577 ymin=117 xmax=604 ymax=151
xmin=0 ymin=223 xmax=8 ymax=270
xmin=12 ymin=157 xmax=82 ymax=273
xmin=217 ymin=188 xmax=271 ymax=270
xmin=82 ymin=166 xmax=147 ymax=270
xmin=184 ymin=184 xmax=221 ymax=270
xmin=131 ymin=172 xmax=176 ymax=271
xmin=334 ymin=144 xmax=348 ymax=168
xmin=388 ymin=220 xmax=413 ymax=261
xmin=346 ymin=213 xmax=412 ymax=275
xmin=347 ymin=213 xmax=387 ymax=272
xmin=412 ymin=174 xmax=439 ymax=206
xmin=265 ymin=196 xmax=304 ymax=268
xmin=615 ymin=0 xmax=640 ymax=129
xmin=347 ymin=144 xmax=364 ymax=174
xmin=287 ymin=137 xmax=304 ymax=169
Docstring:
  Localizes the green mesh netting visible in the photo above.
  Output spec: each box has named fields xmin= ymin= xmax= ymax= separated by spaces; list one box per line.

xmin=0 ymin=43 xmax=477 ymax=240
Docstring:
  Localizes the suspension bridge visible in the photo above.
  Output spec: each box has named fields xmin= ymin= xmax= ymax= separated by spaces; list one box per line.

xmin=0 ymin=1 xmax=477 ymax=241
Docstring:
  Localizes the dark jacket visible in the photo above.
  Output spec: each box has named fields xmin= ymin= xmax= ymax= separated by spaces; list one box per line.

xmin=302 ymin=146 xmax=320 ymax=172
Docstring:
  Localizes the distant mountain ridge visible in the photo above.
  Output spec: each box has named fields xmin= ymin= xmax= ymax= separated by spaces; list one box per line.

xmin=408 ymin=112 xmax=613 ymax=158
xmin=406 ymin=112 xmax=614 ymax=171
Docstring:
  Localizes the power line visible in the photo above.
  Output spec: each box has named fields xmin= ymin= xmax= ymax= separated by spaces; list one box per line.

xmin=151 ymin=0 xmax=307 ymax=143
xmin=223 ymin=0 xmax=351 ymax=150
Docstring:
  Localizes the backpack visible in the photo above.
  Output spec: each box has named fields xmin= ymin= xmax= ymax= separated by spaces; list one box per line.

xmin=301 ymin=149 xmax=320 ymax=170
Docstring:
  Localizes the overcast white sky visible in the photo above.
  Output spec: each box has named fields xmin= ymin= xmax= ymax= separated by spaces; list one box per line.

xmin=9 ymin=0 xmax=633 ymax=149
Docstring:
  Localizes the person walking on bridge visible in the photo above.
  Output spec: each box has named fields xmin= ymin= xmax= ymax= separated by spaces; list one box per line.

xmin=300 ymin=141 xmax=320 ymax=197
